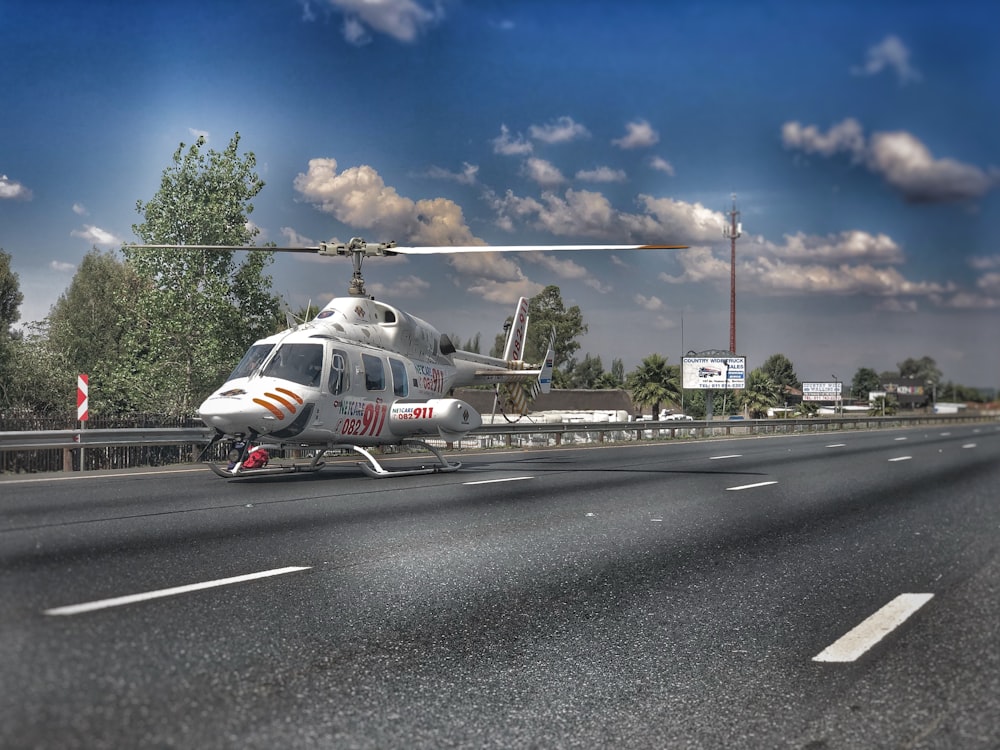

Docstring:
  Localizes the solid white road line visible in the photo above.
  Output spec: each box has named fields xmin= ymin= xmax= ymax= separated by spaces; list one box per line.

xmin=44 ymin=566 xmax=312 ymax=616
xmin=709 ymin=454 xmax=743 ymax=460
xmin=463 ymin=476 xmax=533 ymax=485
xmin=812 ymin=593 xmax=934 ymax=663
xmin=888 ymin=456 xmax=913 ymax=462
xmin=726 ymin=481 xmax=778 ymax=491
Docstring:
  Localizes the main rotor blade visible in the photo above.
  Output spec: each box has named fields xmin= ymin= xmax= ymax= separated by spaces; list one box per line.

xmin=125 ymin=242 xmax=688 ymax=254
xmin=389 ymin=244 xmax=688 ymax=254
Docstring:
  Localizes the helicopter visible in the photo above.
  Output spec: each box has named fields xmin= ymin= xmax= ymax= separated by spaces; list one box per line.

xmin=134 ymin=238 xmax=685 ymax=478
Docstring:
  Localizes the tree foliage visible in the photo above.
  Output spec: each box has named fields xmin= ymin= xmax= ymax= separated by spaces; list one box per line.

xmin=850 ymin=367 xmax=882 ymax=401
xmin=627 ymin=354 xmax=681 ymax=417
xmin=760 ymin=353 xmax=799 ymax=390
xmin=0 ymin=249 xmax=25 ymax=407
xmin=738 ymin=368 xmax=782 ymax=418
xmin=118 ymin=133 xmax=283 ymax=414
xmin=492 ymin=285 xmax=587 ymax=380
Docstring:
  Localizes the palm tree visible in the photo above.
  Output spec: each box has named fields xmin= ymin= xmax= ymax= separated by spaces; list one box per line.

xmin=738 ymin=368 xmax=782 ymax=418
xmin=627 ymin=354 xmax=681 ymax=418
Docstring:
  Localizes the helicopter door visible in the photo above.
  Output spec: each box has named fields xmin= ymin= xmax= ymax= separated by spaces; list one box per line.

xmin=328 ymin=349 xmax=350 ymax=395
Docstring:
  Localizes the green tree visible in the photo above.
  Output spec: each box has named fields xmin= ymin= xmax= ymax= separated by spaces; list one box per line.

xmin=897 ymin=356 xmax=942 ymax=386
xmin=565 ymin=353 xmax=605 ymax=389
xmin=594 ymin=357 xmax=625 ymax=389
xmin=850 ymin=367 xmax=882 ymax=401
xmin=627 ymin=354 xmax=681 ymax=418
xmin=119 ymin=133 xmax=283 ymax=414
xmin=1 ymin=323 xmax=73 ymax=413
xmin=491 ymin=285 xmax=587 ymax=379
xmin=738 ymin=368 xmax=782 ymax=418
xmin=760 ymin=353 xmax=799 ymax=390
xmin=45 ymin=249 xmax=142 ymax=413
xmin=0 ymin=249 xmax=25 ymax=407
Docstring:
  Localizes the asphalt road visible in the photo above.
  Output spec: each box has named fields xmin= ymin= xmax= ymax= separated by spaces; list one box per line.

xmin=2 ymin=423 xmax=999 ymax=749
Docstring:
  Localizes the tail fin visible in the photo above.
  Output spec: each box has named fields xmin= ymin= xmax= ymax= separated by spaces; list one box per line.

xmin=537 ymin=328 xmax=555 ymax=394
xmin=502 ymin=297 xmax=530 ymax=361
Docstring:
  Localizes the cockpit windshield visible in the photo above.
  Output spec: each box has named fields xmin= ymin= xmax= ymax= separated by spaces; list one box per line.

xmin=261 ymin=343 xmax=325 ymax=387
xmin=227 ymin=343 xmax=275 ymax=381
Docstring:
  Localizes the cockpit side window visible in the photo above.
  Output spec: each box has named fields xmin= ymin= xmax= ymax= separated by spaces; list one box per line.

xmin=228 ymin=343 xmax=275 ymax=381
xmin=362 ymin=353 xmax=385 ymax=391
xmin=389 ymin=358 xmax=408 ymax=397
xmin=329 ymin=350 xmax=349 ymax=395
xmin=261 ymin=343 xmax=325 ymax=387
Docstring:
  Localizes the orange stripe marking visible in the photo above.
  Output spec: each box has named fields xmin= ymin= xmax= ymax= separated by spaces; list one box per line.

xmin=265 ymin=391 xmax=297 ymax=413
xmin=275 ymin=387 xmax=303 ymax=404
xmin=252 ymin=398 xmax=284 ymax=419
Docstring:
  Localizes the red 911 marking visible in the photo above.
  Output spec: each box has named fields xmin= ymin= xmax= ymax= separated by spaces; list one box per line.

xmin=340 ymin=403 xmax=388 ymax=436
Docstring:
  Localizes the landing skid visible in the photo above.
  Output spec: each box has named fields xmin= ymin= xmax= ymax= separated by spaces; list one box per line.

xmin=352 ymin=440 xmax=461 ymax=478
xmin=205 ymin=439 xmax=460 ymax=479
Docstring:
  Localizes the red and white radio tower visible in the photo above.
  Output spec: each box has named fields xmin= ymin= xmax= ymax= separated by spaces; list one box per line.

xmin=722 ymin=194 xmax=741 ymax=353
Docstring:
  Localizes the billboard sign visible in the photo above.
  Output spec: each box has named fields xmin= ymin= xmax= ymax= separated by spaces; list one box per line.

xmin=681 ymin=356 xmax=746 ymax=390
xmin=802 ymin=381 xmax=842 ymax=401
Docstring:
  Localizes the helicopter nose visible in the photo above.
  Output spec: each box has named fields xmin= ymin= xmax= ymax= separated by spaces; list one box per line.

xmin=199 ymin=393 xmax=261 ymax=435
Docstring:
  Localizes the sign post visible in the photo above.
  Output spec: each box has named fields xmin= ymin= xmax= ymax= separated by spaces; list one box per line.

xmin=76 ymin=374 xmax=88 ymax=471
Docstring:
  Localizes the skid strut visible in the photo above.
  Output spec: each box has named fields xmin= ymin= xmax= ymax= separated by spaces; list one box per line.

xmin=352 ymin=440 xmax=461 ymax=478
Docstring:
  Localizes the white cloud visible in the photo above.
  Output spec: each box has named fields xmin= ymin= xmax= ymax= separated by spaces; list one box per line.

xmin=0 ymin=174 xmax=32 ymax=200
xmin=322 ymin=0 xmax=443 ymax=45
xmin=613 ymin=119 xmax=659 ymax=149
xmin=658 ymin=242 xmax=954 ymax=301
xmin=867 ymin=131 xmax=1000 ymax=203
xmin=852 ymin=35 xmax=922 ymax=84
xmin=492 ymin=124 xmax=533 ymax=156
xmin=368 ymin=274 xmax=431 ymax=298
xmin=633 ymin=293 xmax=664 ymax=311
xmin=293 ymin=157 xmax=481 ymax=246
xmin=769 ymin=230 xmax=904 ymax=264
xmin=188 ymin=128 xmax=210 ymax=142
xmin=782 ymin=118 xmax=1000 ymax=203
xmin=491 ymin=188 xmax=723 ymax=245
xmin=72 ymin=203 xmax=88 ymax=216
xmin=576 ymin=166 xmax=627 ymax=183
xmin=522 ymin=158 xmax=566 ymax=187
xmin=49 ymin=260 xmax=76 ymax=273
xmin=781 ymin=118 xmax=866 ymax=160
xmin=529 ymin=116 xmax=590 ymax=144
xmin=649 ymin=156 xmax=675 ymax=176
xmin=427 ymin=162 xmax=479 ymax=185
xmin=70 ymin=224 xmax=121 ymax=246
xmin=969 ymin=255 xmax=1000 ymax=271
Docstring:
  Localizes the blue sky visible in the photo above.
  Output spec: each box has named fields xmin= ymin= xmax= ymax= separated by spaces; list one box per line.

xmin=2 ymin=0 xmax=998 ymax=389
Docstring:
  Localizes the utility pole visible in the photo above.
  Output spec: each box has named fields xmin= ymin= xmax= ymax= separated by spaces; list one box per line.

xmin=722 ymin=194 xmax=741 ymax=354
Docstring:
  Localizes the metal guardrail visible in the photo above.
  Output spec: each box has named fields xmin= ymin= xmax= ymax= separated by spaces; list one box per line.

xmin=1 ymin=413 xmax=994 ymax=475
xmin=0 ymin=427 xmax=214 ymax=451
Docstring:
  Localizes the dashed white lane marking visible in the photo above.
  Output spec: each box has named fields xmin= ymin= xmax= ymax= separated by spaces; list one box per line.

xmin=44 ymin=566 xmax=312 ymax=616
xmin=812 ymin=593 xmax=934 ymax=662
xmin=962 ymin=443 xmax=977 ymax=449
xmin=894 ymin=437 xmax=908 ymax=441
xmin=463 ymin=476 xmax=534 ymax=485
xmin=726 ymin=481 xmax=778 ymax=491
xmin=888 ymin=456 xmax=912 ymax=462
xmin=709 ymin=454 xmax=743 ymax=460
xmin=825 ymin=443 xmax=846 ymax=448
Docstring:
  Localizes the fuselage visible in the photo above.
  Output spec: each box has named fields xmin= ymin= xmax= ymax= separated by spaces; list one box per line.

xmin=198 ymin=296 xmax=488 ymax=444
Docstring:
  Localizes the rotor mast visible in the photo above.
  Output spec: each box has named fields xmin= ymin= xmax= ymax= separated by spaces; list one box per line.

xmin=317 ymin=237 xmax=397 ymax=297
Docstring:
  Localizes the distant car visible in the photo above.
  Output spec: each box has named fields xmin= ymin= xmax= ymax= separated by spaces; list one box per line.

xmin=661 ymin=413 xmax=694 ymax=421
xmin=727 ymin=415 xmax=746 ymax=420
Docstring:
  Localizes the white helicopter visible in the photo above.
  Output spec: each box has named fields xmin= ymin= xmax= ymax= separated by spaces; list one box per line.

xmin=137 ymin=238 xmax=684 ymax=478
